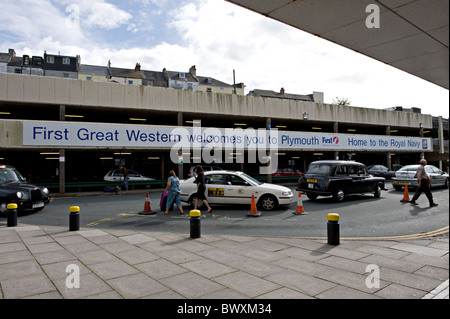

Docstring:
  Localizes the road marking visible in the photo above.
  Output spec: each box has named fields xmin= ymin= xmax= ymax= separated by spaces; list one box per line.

xmin=292 ymin=226 xmax=449 ymax=241
xmin=86 ymin=218 xmax=114 ymax=227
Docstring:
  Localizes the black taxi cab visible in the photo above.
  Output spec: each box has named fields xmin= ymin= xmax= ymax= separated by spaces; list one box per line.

xmin=0 ymin=165 xmax=51 ymax=215
xmin=297 ymin=160 xmax=385 ymax=202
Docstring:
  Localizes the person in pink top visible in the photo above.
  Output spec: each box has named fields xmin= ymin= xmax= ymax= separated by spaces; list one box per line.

xmin=410 ymin=159 xmax=438 ymax=207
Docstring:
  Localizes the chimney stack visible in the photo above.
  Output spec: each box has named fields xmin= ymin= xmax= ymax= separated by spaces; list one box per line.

xmin=280 ymin=87 xmax=285 ymax=94
xmin=135 ymin=63 xmax=141 ymax=71
xmin=189 ymin=65 xmax=196 ymax=76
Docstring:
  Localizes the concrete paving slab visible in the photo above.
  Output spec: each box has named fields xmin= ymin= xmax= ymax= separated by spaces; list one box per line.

xmin=0 ymin=223 xmax=447 ymax=300
xmin=390 ymin=242 xmax=448 ymax=257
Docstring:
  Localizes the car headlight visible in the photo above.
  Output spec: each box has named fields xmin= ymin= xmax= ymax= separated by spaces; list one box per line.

xmin=42 ymin=188 xmax=49 ymax=195
xmin=282 ymin=191 xmax=292 ymax=196
xmin=16 ymin=191 xmax=24 ymax=199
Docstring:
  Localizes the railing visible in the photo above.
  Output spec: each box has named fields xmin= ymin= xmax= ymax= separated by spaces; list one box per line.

xmin=39 ymin=175 xmax=301 ymax=193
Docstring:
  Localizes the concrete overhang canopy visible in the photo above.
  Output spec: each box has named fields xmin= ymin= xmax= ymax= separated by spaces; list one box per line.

xmin=226 ymin=0 xmax=449 ymax=89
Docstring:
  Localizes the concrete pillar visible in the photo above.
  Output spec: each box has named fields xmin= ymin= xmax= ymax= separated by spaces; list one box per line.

xmin=59 ymin=105 xmax=66 ymax=194
xmin=177 ymin=112 xmax=184 ymax=178
xmin=266 ymin=118 xmax=272 ymax=183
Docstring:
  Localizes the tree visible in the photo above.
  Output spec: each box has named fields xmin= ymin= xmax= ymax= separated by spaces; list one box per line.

xmin=333 ymin=97 xmax=351 ymax=106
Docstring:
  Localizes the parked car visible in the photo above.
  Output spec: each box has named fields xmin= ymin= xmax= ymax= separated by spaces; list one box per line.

xmin=272 ymin=168 xmax=304 ymax=177
xmin=103 ymin=169 xmax=155 ymax=182
xmin=391 ymin=164 xmax=449 ymax=190
xmin=187 ymin=165 xmax=222 ymax=177
xmin=0 ymin=165 xmax=50 ymax=215
xmin=297 ymin=160 xmax=385 ymax=202
xmin=180 ymin=170 xmax=294 ymax=211
xmin=367 ymin=165 xmax=395 ymax=180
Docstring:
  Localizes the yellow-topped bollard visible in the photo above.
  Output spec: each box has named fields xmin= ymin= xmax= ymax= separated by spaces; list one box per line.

xmin=69 ymin=206 xmax=80 ymax=231
xmin=7 ymin=203 xmax=18 ymax=227
xmin=189 ymin=210 xmax=201 ymax=239
xmin=327 ymin=213 xmax=340 ymax=245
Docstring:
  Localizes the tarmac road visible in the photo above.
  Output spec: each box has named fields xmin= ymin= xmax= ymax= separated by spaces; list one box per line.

xmin=5 ymin=186 xmax=448 ymax=239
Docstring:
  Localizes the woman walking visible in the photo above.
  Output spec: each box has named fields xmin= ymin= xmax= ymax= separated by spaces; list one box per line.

xmin=164 ymin=170 xmax=184 ymax=215
xmin=193 ymin=165 xmax=212 ymax=213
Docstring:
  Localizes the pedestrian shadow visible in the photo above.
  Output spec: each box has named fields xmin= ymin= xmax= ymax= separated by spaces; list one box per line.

xmin=409 ymin=205 xmax=432 ymax=216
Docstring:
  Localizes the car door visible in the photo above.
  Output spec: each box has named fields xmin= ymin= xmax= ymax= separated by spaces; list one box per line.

xmin=204 ymin=174 xmax=227 ymax=204
xmin=347 ymin=165 xmax=362 ymax=194
xmin=223 ymin=174 xmax=254 ymax=205
xmin=358 ymin=165 xmax=374 ymax=192
xmin=110 ymin=170 xmax=123 ymax=182
xmin=428 ymin=166 xmax=444 ymax=186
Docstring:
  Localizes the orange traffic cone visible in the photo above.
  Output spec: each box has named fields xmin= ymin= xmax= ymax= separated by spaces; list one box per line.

xmin=139 ymin=193 xmax=156 ymax=215
xmin=293 ymin=191 xmax=308 ymax=215
xmin=247 ymin=194 xmax=261 ymax=217
xmin=400 ymin=185 xmax=410 ymax=202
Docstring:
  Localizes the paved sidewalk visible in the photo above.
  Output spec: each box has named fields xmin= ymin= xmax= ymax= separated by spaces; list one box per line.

xmin=0 ymin=223 xmax=448 ymax=299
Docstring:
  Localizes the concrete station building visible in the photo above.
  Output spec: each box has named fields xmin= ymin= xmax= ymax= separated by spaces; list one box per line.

xmin=0 ymin=66 xmax=448 ymax=194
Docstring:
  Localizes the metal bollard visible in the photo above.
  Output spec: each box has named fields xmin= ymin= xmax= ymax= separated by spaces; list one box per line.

xmin=327 ymin=213 xmax=340 ymax=245
xmin=69 ymin=206 xmax=80 ymax=231
xmin=189 ymin=210 xmax=201 ymax=239
xmin=7 ymin=203 xmax=18 ymax=227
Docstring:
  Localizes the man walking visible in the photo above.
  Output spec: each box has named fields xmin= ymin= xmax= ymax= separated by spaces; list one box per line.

xmin=119 ymin=164 xmax=129 ymax=191
xmin=410 ymin=159 xmax=438 ymax=207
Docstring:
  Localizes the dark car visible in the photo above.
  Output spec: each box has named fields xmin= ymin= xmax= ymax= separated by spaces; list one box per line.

xmin=297 ymin=160 xmax=385 ymax=202
xmin=0 ymin=165 xmax=50 ymax=215
xmin=367 ymin=165 xmax=395 ymax=180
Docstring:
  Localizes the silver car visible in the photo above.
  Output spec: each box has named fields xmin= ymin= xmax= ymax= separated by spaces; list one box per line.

xmin=392 ymin=164 xmax=449 ymax=190
xmin=103 ymin=169 xmax=154 ymax=182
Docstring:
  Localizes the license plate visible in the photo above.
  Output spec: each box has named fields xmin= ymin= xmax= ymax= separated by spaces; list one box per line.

xmin=394 ymin=181 xmax=410 ymax=185
xmin=306 ymin=179 xmax=317 ymax=183
xmin=32 ymin=202 xmax=44 ymax=209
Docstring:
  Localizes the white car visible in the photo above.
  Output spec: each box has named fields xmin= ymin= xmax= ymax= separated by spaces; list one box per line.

xmin=180 ymin=170 xmax=294 ymax=211
xmin=391 ymin=164 xmax=449 ymax=190
xmin=103 ymin=169 xmax=155 ymax=182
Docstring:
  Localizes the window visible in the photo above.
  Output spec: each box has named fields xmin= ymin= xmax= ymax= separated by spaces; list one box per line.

xmin=62 ymin=57 xmax=70 ymax=65
xmin=86 ymin=76 xmax=92 ymax=81
xmin=229 ymin=175 xmax=248 ymax=186
xmin=348 ymin=166 xmax=358 ymax=175
xmin=46 ymin=56 xmax=54 ymax=64
xmin=336 ymin=166 xmax=347 ymax=176
xmin=179 ymin=72 xmax=185 ymax=79
xmin=205 ymin=174 xmax=227 ymax=185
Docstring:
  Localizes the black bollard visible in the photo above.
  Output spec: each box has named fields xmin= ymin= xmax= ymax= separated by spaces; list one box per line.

xmin=7 ymin=203 xmax=18 ymax=227
xmin=69 ymin=206 xmax=80 ymax=231
xmin=327 ymin=213 xmax=340 ymax=245
xmin=190 ymin=210 xmax=201 ymax=239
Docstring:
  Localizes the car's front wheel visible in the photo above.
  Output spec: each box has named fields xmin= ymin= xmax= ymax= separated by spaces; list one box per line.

xmin=374 ymin=185 xmax=381 ymax=198
xmin=333 ymin=188 xmax=345 ymax=202
xmin=259 ymin=195 xmax=278 ymax=211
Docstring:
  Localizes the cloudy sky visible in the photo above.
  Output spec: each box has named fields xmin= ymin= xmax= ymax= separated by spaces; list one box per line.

xmin=1 ymin=0 xmax=448 ymax=117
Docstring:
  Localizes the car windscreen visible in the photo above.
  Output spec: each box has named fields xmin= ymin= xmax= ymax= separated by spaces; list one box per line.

xmin=240 ymin=173 xmax=262 ymax=186
xmin=306 ymin=164 xmax=332 ymax=175
xmin=0 ymin=168 xmax=26 ymax=184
